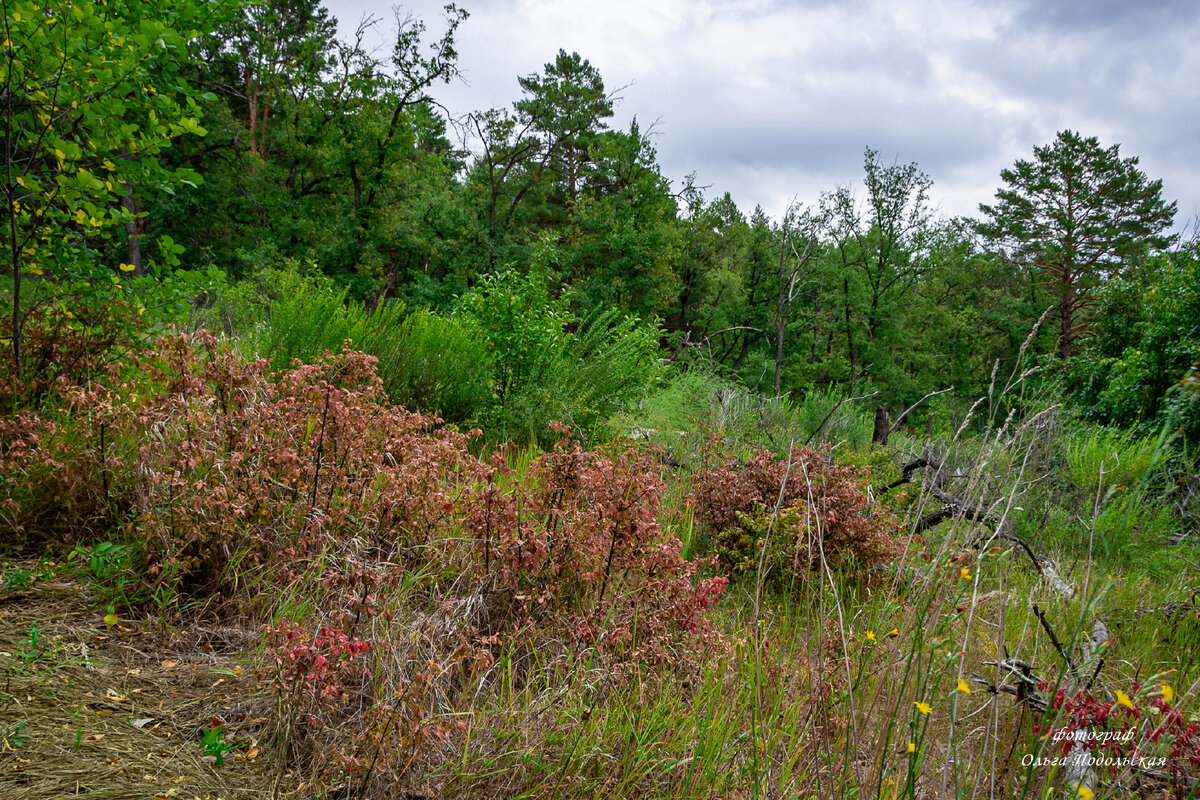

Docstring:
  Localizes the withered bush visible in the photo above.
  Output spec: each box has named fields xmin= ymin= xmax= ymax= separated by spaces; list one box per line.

xmin=689 ymin=445 xmax=900 ymax=577
xmin=464 ymin=427 xmax=727 ymax=666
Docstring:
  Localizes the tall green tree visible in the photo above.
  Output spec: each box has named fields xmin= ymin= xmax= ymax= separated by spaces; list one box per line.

xmin=562 ymin=120 xmax=680 ymax=318
xmin=515 ymin=49 xmax=613 ymax=206
xmin=155 ymin=4 xmax=468 ymax=293
xmin=3 ymin=0 xmax=232 ymax=379
xmin=977 ymin=130 xmax=1176 ymax=359
xmin=820 ymin=149 xmax=933 ymax=397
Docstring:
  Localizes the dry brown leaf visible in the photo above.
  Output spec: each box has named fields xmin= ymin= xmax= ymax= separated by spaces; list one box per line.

xmin=161 ymin=659 xmax=178 ymax=669
xmin=86 ymin=733 xmax=105 ymax=741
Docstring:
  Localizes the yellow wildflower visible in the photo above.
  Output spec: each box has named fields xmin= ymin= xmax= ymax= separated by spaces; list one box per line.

xmin=1116 ymin=690 xmax=1134 ymax=710
xmin=914 ymin=701 xmax=932 ymax=715
xmin=957 ymin=679 xmax=972 ymax=694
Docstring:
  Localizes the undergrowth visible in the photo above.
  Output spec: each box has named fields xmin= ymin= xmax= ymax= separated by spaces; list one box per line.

xmin=3 ymin=324 xmax=1199 ymax=799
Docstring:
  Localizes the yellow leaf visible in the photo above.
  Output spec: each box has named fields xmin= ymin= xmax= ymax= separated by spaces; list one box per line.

xmin=957 ymin=679 xmax=972 ymax=694
xmin=15 ymin=177 xmax=26 ymax=189
xmin=29 ymin=267 xmax=44 ymax=276
xmin=118 ymin=263 xmax=135 ymax=272
xmin=914 ymin=701 xmax=932 ymax=715
xmin=103 ymin=613 xmax=118 ymax=628
xmin=55 ymin=149 xmax=66 ymax=160
xmin=12 ymin=12 xmax=20 ymax=22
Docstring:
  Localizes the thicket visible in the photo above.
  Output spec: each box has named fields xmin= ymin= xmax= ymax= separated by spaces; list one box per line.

xmin=4 ymin=0 xmax=1200 ymax=796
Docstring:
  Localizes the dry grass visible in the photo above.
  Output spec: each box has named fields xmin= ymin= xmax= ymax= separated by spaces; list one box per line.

xmin=0 ymin=565 xmax=287 ymax=800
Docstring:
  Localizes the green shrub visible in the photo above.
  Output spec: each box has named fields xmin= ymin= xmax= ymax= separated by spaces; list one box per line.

xmin=238 ymin=267 xmax=381 ymax=371
xmin=1064 ymin=424 xmax=1164 ymax=501
xmin=204 ymin=264 xmax=494 ymax=423
xmin=365 ymin=309 xmax=492 ymax=424
xmin=456 ymin=265 xmax=661 ymax=445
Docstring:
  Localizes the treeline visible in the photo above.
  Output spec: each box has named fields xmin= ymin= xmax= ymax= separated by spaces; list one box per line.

xmin=3 ymin=0 xmax=1198 ymax=441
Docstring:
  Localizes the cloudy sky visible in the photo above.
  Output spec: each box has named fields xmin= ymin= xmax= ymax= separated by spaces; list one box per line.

xmin=323 ymin=0 xmax=1200 ymax=226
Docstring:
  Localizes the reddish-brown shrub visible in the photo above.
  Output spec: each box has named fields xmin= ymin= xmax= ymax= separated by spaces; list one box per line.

xmin=689 ymin=446 xmax=900 ymax=575
xmin=464 ymin=432 xmax=727 ymax=665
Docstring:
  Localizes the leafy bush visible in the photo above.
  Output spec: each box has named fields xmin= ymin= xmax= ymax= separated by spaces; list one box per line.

xmin=689 ymin=446 xmax=900 ymax=576
xmin=456 ymin=266 xmax=661 ymax=445
xmin=206 ymin=265 xmax=492 ymax=423
xmin=366 ymin=309 xmax=492 ymax=424
xmin=2 ymin=265 xmax=219 ymax=411
xmin=2 ymin=332 xmax=725 ymax=663
xmin=463 ymin=430 xmax=727 ymax=665
xmin=235 ymin=266 xmax=398 ymax=372
xmin=1065 ymin=248 xmax=1200 ymax=440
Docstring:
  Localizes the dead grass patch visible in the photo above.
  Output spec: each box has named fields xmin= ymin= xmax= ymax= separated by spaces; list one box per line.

xmin=0 ymin=566 xmax=297 ymax=800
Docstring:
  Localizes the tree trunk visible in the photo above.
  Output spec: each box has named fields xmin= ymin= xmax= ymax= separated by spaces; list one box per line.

xmin=872 ymin=405 xmax=891 ymax=446
xmin=1057 ymin=289 xmax=1076 ymax=359
xmin=119 ymin=145 xmax=142 ymax=276
xmin=774 ymin=314 xmax=786 ymax=396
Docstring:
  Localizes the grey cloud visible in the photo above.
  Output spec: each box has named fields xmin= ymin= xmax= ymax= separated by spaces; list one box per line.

xmin=322 ymin=0 xmax=1198 ymax=226
xmin=1010 ymin=0 xmax=1200 ymax=34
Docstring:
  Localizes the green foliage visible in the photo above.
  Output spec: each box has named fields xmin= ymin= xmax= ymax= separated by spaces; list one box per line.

xmin=370 ymin=309 xmax=492 ymax=424
xmin=1 ymin=0 xmax=233 ymax=378
xmin=456 ymin=263 xmax=572 ymax=402
xmin=1064 ymin=424 xmax=1164 ymax=501
xmin=5 ymin=721 xmax=27 ymax=749
xmin=200 ymin=724 xmax=237 ymax=767
xmin=1090 ymin=495 xmax=1178 ymax=575
xmin=456 ymin=249 xmax=662 ymax=444
xmin=1066 ymin=247 xmax=1200 ymax=439
xmin=18 ymin=622 xmax=39 ymax=665
xmin=238 ymin=266 xmax=380 ymax=370
xmin=977 ymin=130 xmax=1177 ymax=358
xmin=208 ymin=264 xmax=493 ymax=423
xmin=72 ymin=541 xmax=129 ymax=581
